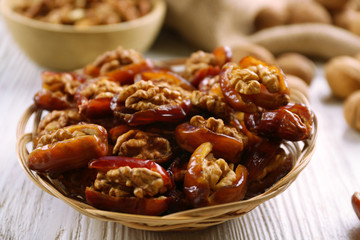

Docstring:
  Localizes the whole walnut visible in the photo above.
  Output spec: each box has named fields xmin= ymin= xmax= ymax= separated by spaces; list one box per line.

xmin=254 ymin=4 xmax=289 ymax=31
xmin=231 ymin=43 xmax=276 ymax=64
xmin=315 ymin=0 xmax=350 ymax=11
xmin=286 ymin=74 xmax=310 ymax=100
xmin=333 ymin=2 xmax=358 ymax=30
xmin=276 ymin=53 xmax=316 ymax=85
xmin=348 ymin=13 xmax=360 ymax=36
xmin=287 ymin=1 xmax=332 ymax=24
xmin=325 ymin=56 xmax=360 ymax=99
xmin=343 ymin=90 xmax=360 ymax=131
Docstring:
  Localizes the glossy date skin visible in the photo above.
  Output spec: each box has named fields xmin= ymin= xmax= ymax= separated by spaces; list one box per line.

xmin=352 ymin=192 xmax=360 ymax=220
xmin=134 ymin=70 xmax=195 ymax=91
xmin=85 ymin=156 xmax=173 ymax=215
xmin=28 ymin=124 xmax=108 ymax=173
xmin=34 ymin=71 xmax=85 ymax=111
xmin=190 ymin=46 xmax=232 ymax=87
xmin=239 ymin=56 xmax=289 ymax=95
xmin=108 ymin=124 xmax=133 ymax=143
xmin=74 ymin=78 xmax=112 ymax=118
xmin=84 ymin=59 xmax=154 ymax=85
xmin=244 ymin=103 xmax=314 ymax=141
xmin=112 ymin=99 xmax=193 ymax=126
xmin=78 ymin=97 xmax=113 ymax=118
xmin=88 ymin=156 xmax=172 ymax=185
xmin=34 ymin=89 xmax=73 ymax=110
xmin=55 ymin=167 xmax=98 ymax=198
xmin=184 ymin=142 xmax=248 ymax=208
xmin=175 ymin=122 xmax=245 ymax=163
xmin=219 ymin=56 xmax=290 ymax=113
xmin=219 ymin=64 xmax=258 ymax=113
xmin=241 ymin=140 xmax=293 ymax=197
xmin=85 ymin=189 xmax=170 ymax=215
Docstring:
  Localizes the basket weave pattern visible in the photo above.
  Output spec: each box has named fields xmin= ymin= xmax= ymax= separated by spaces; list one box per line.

xmin=16 ymin=62 xmax=317 ymax=231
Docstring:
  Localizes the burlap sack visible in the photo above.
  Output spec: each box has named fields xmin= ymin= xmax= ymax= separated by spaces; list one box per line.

xmin=165 ymin=0 xmax=360 ymax=59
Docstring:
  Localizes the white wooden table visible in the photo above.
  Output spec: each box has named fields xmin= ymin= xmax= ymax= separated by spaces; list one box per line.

xmin=1 ymin=16 xmax=360 ymax=239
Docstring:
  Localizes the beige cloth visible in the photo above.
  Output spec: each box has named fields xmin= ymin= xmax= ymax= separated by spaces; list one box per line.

xmin=164 ymin=0 xmax=360 ymax=59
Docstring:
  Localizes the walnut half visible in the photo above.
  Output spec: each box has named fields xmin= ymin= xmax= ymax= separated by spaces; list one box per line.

xmin=226 ymin=63 xmax=281 ymax=95
xmin=190 ymin=115 xmax=247 ymax=143
xmin=37 ymin=109 xmax=84 ymax=135
xmin=94 ymin=166 xmax=165 ymax=198
xmin=90 ymin=46 xmax=144 ymax=75
xmin=78 ymin=77 xmax=122 ymax=100
xmin=113 ymin=129 xmax=171 ymax=162
xmin=190 ymin=90 xmax=231 ymax=118
xmin=184 ymin=50 xmax=217 ymax=79
xmin=115 ymin=80 xmax=185 ymax=111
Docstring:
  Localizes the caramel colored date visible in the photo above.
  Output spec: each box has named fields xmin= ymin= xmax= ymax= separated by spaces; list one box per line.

xmin=184 ymin=142 xmax=248 ymax=208
xmin=175 ymin=121 xmax=246 ymax=163
xmin=28 ymin=124 xmax=108 ymax=173
xmin=242 ymin=140 xmax=293 ymax=197
xmin=352 ymin=192 xmax=360 ymax=220
xmin=244 ymin=103 xmax=313 ymax=141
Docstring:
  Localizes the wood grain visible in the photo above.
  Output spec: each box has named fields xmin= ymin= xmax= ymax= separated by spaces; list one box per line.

xmin=1 ymin=18 xmax=360 ymax=240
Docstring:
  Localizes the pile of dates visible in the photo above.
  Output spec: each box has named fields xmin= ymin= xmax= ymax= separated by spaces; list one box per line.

xmin=28 ymin=46 xmax=314 ymax=216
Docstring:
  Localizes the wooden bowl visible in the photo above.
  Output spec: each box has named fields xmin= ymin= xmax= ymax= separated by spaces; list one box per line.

xmin=0 ymin=0 xmax=166 ymax=71
xmin=16 ymin=83 xmax=317 ymax=231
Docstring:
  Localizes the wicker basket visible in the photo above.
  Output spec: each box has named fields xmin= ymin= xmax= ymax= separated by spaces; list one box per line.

xmin=16 ymin=61 xmax=317 ymax=231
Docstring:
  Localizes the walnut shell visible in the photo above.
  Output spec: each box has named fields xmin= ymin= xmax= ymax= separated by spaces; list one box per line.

xmin=254 ymin=5 xmax=289 ymax=31
xmin=348 ymin=13 xmax=360 ymax=36
xmin=343 ymin=90 xmax=360 ymax=131
xmin=333 ymin=2 xmax=358 ymax=29
xmin=315 ymin=0 xmax=350 ymax=11
xmin=276 ymin=53 xmax=316 ymax=85
xmin=287 ymin=1 xmax=332 ymax=24
xmin=353 ymin=52 xmax=360 ymax=62
xmin=231 ymin=43 xmax=275 ymax=64
xmin=286 ymin=74 xmax=310 ymax=100
xmin=325 ymin=56 xmax=360 ymax=99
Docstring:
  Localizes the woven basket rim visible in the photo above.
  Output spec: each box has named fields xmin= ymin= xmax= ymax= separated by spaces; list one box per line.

xmin=15 ymin=62 xmax=318 ymax=230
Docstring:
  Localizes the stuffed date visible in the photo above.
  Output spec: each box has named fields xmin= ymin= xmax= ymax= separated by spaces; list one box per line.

xmin=85 ymin=156 xmax=172 ymax=215
xmin=184 ymin=142 xmax=248 ymax=208
xmin=175 ymin=115 xmax=248 ymax=163
xmin=28 ymin=124 xmax=108 ymax=173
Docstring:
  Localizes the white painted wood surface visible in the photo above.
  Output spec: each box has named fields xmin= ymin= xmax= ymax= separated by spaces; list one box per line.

xmin=0 ymin=16 xmax=360 ymax=240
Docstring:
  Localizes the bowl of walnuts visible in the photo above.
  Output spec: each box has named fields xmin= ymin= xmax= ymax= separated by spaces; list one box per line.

xmin=16 ymin=46 xmax=317 ymax=231
xmin=0 ymin=0 xmax=166 ymax=71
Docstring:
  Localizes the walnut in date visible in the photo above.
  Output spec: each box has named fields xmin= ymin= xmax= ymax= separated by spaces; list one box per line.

xmin=78 ymin=77 xmax=123 ymax=99
xmin=190 ymin=115 xmax=247 ymax=143
xmin=113 ymin=129 xmax=171 ymax=161
xmin=36 ymin=127 xmax=87 ymax=148
xmin=42 ymin=71 xmax=83 ymax=96
xmin=142 ymin=79 xmax=192 ymax=99
xmin=200 ymin=154 xmax=237 ymax=189
xmin=229 ymin=64 xmax=280 ymax=95
xmin=184 ymin=50 xmax=217 ymax=79
xmin=116 ymin=80 xmax=185 ymax=111
xmin=190 ymin=90 xmax=231 ymax=118
xmin=37 ymin=109 xmax=84 ymax=136
xmin=94 ymin=166 xmax=165 ymax=198
xmin=34 ymin=109 xmax=85 ymax=147
xmin=89 ymin=46 xmax=144 ymax=75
